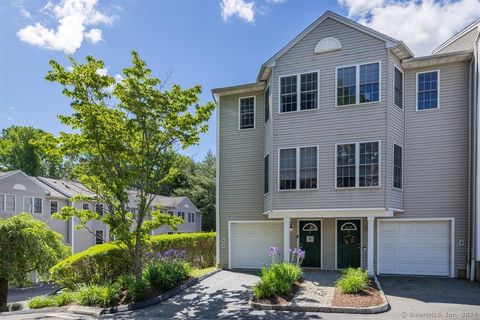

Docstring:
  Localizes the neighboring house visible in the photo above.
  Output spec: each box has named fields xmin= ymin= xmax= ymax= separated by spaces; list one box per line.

xmin=0 ymin=170 xmax=202 ymax=253
xmin=213 ymin=10 xmax=480 ymax=281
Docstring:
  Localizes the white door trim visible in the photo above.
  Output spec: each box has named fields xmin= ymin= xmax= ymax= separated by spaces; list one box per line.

xmin=335 ymin=218 xmax=363 ymax=270
xmin=228 ymin=220 xmax=283 ymax=269
xmin=376 ymin=218 xmax=455 ymax=277
xmin=297 ymin=219 xmax=323 ymax=269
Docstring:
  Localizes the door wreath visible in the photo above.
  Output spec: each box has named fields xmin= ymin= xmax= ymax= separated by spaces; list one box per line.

xmin=343 ymin=233 xmax=355 ymax=245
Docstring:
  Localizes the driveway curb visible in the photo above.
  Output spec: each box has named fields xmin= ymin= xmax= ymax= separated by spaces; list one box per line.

xmin=249 ymin=275 xmax=390 ymax=314
xmin=70 ymin=269 xmax=222 ymax=316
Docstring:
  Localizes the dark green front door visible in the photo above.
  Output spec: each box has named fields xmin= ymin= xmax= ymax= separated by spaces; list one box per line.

xmin=299 ymin=220 xmax=321 ymax=268
xmin=337 ymin=219 xmax=361 ymax=269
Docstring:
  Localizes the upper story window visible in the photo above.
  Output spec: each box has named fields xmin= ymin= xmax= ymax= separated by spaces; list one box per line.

xmin=24 ymin=196 xmax=42 ymax=214
xmin=393 ymin=144 xmax=403 ymax=189
xmin=239 ymin=97 xmax=255 ymax=129
xmin=95 ymin=230 xmax=104 ymax=245
xmin=264 ymin=154 xmax=270 ymax=194
xmin=336 ymin=141 xmax=380 ymax=188
xmin=50 ymin=200 xmax=58 ymax=214
xmin=167 ymin=210 xmax=174 ymax=215
xmin=279 ymin=146 xmax=318 ymax=190
xmin=280 ymin=72 xmax=319 ymax=113
xmin=264 ymin=86 xmax=270 ymax=123
xmin=417 ymin=70 xmax=439 ymax=110
xmin=82 ymin=203 xmax=90 ymax=211
xmin=394 ymin=66 xmax=403 ymax=109
xmin=96 ymin=203 xmax=104 ymax=217
xmin=0 ymin=194 xmax=15 ymax=212
xmin=337 ymin=62 xmax=380 ymax=106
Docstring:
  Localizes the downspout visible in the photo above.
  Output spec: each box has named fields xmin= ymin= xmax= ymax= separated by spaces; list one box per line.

xmin=69 ymin=200 xmax=75 ymax=254
xmin=472 ymin=31 xmax=480 ymax=281
xmin=467 ymin=56 xmax=473 ymax=279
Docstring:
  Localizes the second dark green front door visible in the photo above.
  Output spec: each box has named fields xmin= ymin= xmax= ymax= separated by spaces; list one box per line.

xmin=337 ymin=219 xmax=361 ymax=269
xmin=299 ymin=220 xmax=321 ymax=268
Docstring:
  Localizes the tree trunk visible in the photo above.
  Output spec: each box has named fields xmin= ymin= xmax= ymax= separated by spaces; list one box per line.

xmin=133 ymin=240 xmax=142 ymax=281
xmin=0 ymin=278 xmax=8 ymax=312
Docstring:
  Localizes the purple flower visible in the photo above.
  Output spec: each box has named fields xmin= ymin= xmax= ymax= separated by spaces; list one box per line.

xmin=297 ymin=249 xmax=305 ymax=259
xmin=164 ymin=249 xmax=175 ymax=257
xmin=269 ymin=246 xmax=280 ymax=256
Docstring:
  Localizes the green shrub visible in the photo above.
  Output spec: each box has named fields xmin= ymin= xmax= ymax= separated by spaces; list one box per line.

xmin=252 ymin=263 xmax=302 ymax=299
xmin=8 ymin=302 xmax=22 ymax=311
xmin=27 ymin=295 xmax=56 ymax=309
xmin=76 ymin=284 xmax=120 ymax=308
xmin=54 ymin=291 xmax=77 ymax=306
xmin=336 ymin=267 xmax=368 ymax=294
xmin=127 ymin=279 xmax=149 ymax=303
xmin=50 ymin=232 xmax=215 ymax=289
xmin=143 ymin=261 xmax=191 ymax=290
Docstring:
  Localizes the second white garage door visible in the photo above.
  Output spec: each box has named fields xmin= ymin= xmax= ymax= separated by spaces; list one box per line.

xmin=229 ymin=221 xmax=283 ymax=269
xmin=378 ymin=220 xmax=452 ymax=276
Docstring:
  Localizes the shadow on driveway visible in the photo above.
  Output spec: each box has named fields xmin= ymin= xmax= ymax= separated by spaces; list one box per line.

xmin=379 ymin=275 xmax=480 ymax=306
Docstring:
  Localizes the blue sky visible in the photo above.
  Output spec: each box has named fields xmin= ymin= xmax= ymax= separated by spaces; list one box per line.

xmin=1 ymin=0 xmax=479 ymax=161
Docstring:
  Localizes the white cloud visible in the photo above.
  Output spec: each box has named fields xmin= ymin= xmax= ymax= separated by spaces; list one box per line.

xmin=85 ymin=28 xmax=102 ymax=43
xmin=17 ymin=0 xmax=115 ymax=54
xmin=338 ymin=0 xmax=480 ymax=56
xmin=267 ymin=0 xmax=286 ymax=3
xmin=95 ymin=67 xmax=108 ymax=76
xmin=221 ymin=0 xmax=255 ymax=23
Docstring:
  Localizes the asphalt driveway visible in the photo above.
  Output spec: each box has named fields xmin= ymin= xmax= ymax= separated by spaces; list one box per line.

xmin=102 ymin=270 xmax=480 ymax=320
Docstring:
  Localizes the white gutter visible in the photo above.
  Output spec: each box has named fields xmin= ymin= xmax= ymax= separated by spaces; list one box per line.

xmin=214 ymin=94 xmax=220 ymax=267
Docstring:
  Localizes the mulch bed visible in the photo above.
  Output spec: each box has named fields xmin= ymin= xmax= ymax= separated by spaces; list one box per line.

xmin=331 ymin=279 xmax=383 ymax=308
xmin=253 ymin=280 xmax=303 ymax=305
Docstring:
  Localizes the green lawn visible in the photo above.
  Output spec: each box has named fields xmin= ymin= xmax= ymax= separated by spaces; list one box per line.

xmin=191 ymin=266 xmax=217 ymax=278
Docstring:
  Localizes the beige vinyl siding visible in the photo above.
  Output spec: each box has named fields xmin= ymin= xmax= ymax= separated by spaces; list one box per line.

xmin=218 ymin=91 xmax=268 ymax=267
xmin=387 ymin=52 xmax=405 ymax=209
xmin=271 ymin=17 xmax=387 ymax=209
xmin=403 ymin=61 xmax=470 ymax=276
xmin=436 ymin=28 xmax=478 ymax=54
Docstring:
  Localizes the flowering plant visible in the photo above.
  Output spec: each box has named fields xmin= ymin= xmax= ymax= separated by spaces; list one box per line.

xmin=268 ymin=246 xmax=281 ymax=265
xmin=146 ymin=249 xmax=187 ymax=264
xmin=289 ymin=248 xmax=305 ymax=267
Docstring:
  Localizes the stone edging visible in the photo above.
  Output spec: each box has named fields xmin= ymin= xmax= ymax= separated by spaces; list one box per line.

xmin=68 ymin=269 xmax=222 ymax=317
xmin=249 ymin=275 xmax=390 ymax=314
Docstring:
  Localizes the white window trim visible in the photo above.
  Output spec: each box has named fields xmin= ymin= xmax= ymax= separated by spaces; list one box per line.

xmin=95 ymin=229 xmax=104 ymax=245
xmin=334 ymin=140 xmax=382 ymax=189
xmin=335 ymin=61 xmax=382 ymax=107
xmin=278 ymin=70 xmax=320 ymax=114
xmin=264 ymin=85 xmax=271 ymax=125
xmin=416 ymin=69 xmax=440 ymax=111
xmin=23 ymin=196 xmax=43 ymax=214
xmin=392 ymin=142 xmax=404 ymax=190
xmin=238 ymin=96 xmax=256 ymax=130
xmin=0 ymin=193 xmax=16 ymax=212
xmin=50 ymin=200 xmax=59 ymax=214
xmin=393 ymin=64 xmax=404 ymax=109
xmin=264 ymin=153 xmax=270 ymax=195
xmin=277 ymin=145 xmax=320 ymax=192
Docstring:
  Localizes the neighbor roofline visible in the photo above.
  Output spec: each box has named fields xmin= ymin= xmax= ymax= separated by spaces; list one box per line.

xmin=211 ymin=82 xmax=265 ymax=97
xmin=0 ymin=170 xmax=51 ymax=195
xmin=401 ymin=49 xmax=473 ymax=69
xmin=432 ymin=19 xmax=480 ymax=54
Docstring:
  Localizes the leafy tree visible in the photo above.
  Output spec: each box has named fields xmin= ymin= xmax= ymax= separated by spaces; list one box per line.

xmin=45 ymin=51 xmax=215 ymax=279
xmin=0 ymin=126 xmax=67 ymax=178
xmin=0 ymin=214 xmax=70 ymax=310
xmin=173 ymin=151 xmax=216 ymax=231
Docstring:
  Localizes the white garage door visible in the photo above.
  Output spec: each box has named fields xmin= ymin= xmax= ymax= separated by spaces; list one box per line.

xmin=378 ymin=220 xmax=452 ymax=276
xmin=230 ymin=222 xmax=283 ymax=269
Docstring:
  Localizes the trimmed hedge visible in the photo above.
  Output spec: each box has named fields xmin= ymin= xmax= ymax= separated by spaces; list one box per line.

xmin=50 ymin=232 xmax=215 ymax=289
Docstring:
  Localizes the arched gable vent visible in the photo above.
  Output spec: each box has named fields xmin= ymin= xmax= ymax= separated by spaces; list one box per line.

xmin=314 ymin=37 xmax=342 ymax=54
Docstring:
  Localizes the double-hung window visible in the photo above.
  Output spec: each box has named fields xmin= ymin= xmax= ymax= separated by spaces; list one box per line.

xmin=24 ymin=196 xmax=42 ymax=213
xmin=280 ymin=72 xmax=318 ymax=113
xmin=264 ymin=86 xmax=270 ymax=123
xmin=279 ymin=146 xmax=318 ymax=190
xmin=0 ymin=194 xmax=15 ymax=212
xmin=95 ymin=230 xmax=104 ymax=245
xmin=50 ymin=200 xmax=58 ymax=214
xmin=393 ymin=144 xmax=403 ymax=189
xmin=239 ymin=97 xmax=255 ymax=129
xmin=96 ymin=203 xmax=104 ymax=217
xmin=264 ymin=154 xmax=270 ymax=194
xmin=394 ymin=66 xmax=403 ymax=108
xmin=337 ymin=62 xmax=380 ymax=106
xmin=336 ymin=141 xmax=380 ymax=188
xmin=417 ymin=70 xmax=439 ymax=110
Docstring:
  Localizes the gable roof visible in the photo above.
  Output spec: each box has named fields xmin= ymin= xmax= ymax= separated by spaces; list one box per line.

xmin=0 ymin=170 xmax=51 ymax=195
xmin=256 ymin=11 xmax=413 ymax=81
xmin=432 ymin=19 xmax=480 ymax=54
xmin=36 ymin=176 xmax=96 ymax=198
